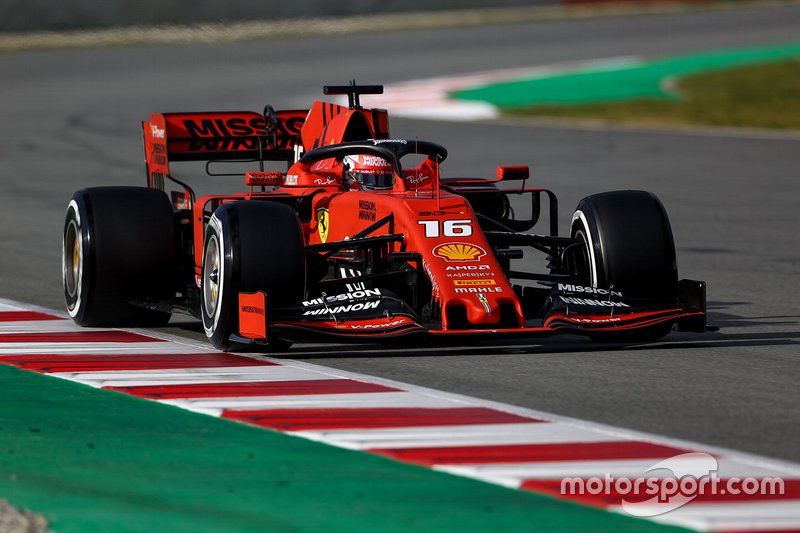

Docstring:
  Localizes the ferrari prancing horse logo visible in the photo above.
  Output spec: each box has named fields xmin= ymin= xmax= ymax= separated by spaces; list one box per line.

xmin=317 ymin=208 xmax=329 ymax=243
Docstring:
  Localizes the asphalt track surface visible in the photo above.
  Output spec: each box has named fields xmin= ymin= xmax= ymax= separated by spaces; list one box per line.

xmin=1 ymin=3 xmax=799 ymax=464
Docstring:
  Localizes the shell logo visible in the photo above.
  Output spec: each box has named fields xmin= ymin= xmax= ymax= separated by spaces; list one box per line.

xmin=433 ymin=242 xmax=486 ymax=262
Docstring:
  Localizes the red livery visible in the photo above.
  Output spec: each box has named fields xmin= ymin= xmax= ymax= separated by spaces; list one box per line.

xmin=62 ymin=83 xmax=712 ymax=350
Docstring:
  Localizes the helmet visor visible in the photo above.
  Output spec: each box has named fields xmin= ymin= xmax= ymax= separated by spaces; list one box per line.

xmin=353 ymin=171 xmax=393 ymax=189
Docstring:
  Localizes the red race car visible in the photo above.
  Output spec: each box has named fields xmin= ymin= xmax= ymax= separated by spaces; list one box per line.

xmin=62 ymin=83 xmax=711 ymax=350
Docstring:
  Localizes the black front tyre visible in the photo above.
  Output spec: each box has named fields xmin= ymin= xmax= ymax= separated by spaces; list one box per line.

xmin=571 ymin=190 xmax=677 ymax=299
xmin=201 ymin=201 xmax=305 ymax=351
xmin=570 ymin=190 xmax=678 ymax=341
xmin=63 ymin=187 xmax=175 ymax=326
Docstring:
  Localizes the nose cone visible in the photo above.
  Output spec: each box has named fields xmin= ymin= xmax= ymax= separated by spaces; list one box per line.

xmin=394 ymin=192 xmax=524 ymax=330
xmin=467 ymin=291 xmax=497 ymax=323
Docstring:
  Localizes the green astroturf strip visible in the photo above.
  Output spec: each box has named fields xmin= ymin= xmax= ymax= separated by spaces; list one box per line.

xmin=0 ymin=365 xmax=691 ymax=532
xmin=451 ymin=42 xmax=800 ymax=107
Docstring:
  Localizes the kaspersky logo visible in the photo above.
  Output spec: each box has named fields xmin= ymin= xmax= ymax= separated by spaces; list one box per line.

xmin=433 ymin=242 xmax=486 ymax=262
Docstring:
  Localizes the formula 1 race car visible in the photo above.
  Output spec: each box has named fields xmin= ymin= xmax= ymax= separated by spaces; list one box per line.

xmin=62 ymin=83 xmax=711 ymax=351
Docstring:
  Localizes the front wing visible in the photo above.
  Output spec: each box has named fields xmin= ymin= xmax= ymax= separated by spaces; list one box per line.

xmin=234 ymin=281 xmax=710 ymax=346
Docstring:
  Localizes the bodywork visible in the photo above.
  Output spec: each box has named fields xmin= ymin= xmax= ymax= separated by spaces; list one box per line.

xmin=141 ymin=85 xmax=709 ymax=346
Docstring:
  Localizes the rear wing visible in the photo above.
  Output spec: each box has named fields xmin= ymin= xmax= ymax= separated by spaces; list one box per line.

xmin=143 ymin=108 xmax=307 ymax=188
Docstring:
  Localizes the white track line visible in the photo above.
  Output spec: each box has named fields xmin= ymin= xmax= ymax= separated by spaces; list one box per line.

xmin=160 ymin=391 xmax=464 ymax=417
xmin=0 ymin=342 xmax=201 ymax=355
xmin=0 ymin=320 xmax=109 ymax=333
xmin=52 ymin=365 xmax=336 ymax=387
xmin=269 ymin=356 xmax=800 ymax=478
xmin=293 ymin=422 xmax=626 ymax=450
xmin=641 ymin=501 xmax=800 ymax=532
xmin=436 ymin=457 xmax=788 ymax=482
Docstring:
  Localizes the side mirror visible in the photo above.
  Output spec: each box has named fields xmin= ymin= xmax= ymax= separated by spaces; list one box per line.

xmin=496 ymin=165 xmax=529 ymax=181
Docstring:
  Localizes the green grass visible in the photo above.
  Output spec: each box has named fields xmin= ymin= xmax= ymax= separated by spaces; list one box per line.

xmin=0 ymin=365 xmax=688 ymax=533
xmin=507 ymin=58 xmax=800 ymax=129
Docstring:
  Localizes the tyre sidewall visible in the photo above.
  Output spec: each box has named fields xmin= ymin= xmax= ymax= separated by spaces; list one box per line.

xmin=570 ymin=207 xmax=604 ymax=288
xmin=63 ymin=197 xmax=91 ymax=323
xmin=201 ymin=210 xmax=235 ymax=350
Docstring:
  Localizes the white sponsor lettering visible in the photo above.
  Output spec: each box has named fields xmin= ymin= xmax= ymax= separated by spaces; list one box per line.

xmin=151 ymin=124 xmax=165 ymax=139
xmin=293 ymin=144 xmax=304 ymax=162
xmin=560 ymin=296 xmax=630 ymax=308
xmin=447 ymin=272 xmax=496 ymax=278
xmin=445 ymin=265 xmax=490 ymax=271
xmin=422 ymin=261 xmax=439 ymax=294
xmin=302 ymin=288 xmax=382 ymax=307
xmin=454 ymin=287 xmax=503 ymax=294
xmin=558 ymin=284 xmax=623 ymax=298
xmin=372 ymin=139 xmax=407 ymax=145
xmin=314 ymin=177 xmax=337 ymax=185
xmin=406 ymin=173 xmax=429 ymax=185
xmin=284 ymin=174 xmax=299 ymax=186
xmin=418 ymin=219 xmax=473 ymax=238
xmin=354 ymin=155 xmax=390 ymax=167
xmin=573 ymin=317 xmax=623 ymax=324
xmin=303 ymin=300 xmax=380 ymax=316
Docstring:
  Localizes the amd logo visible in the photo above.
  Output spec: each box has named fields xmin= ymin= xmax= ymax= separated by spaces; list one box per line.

xmin=445 ymin=265 xmax=490 ymax=271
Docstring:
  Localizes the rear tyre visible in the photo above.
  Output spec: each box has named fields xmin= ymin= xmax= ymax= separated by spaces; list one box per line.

xmin=570 ymin=190 xmax=678 ymax=341
xmin=63 ymin=187 xmax=175 ymax=326
xmin=201 ymin=201 xmax=305 ymax=351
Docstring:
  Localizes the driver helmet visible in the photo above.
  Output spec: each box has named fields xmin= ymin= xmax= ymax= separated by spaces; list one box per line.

xmin=343 ymin=154 xmax=393 ymax=190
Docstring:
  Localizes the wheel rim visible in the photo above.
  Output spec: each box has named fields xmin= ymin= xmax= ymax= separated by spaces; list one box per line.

xmin=64 ymin=219 xmax=81 ymax=299
xmin=203 ymin=234 xmax=221 ymax=317
xmin=573 ymin=228 xmax=593 ymax=286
